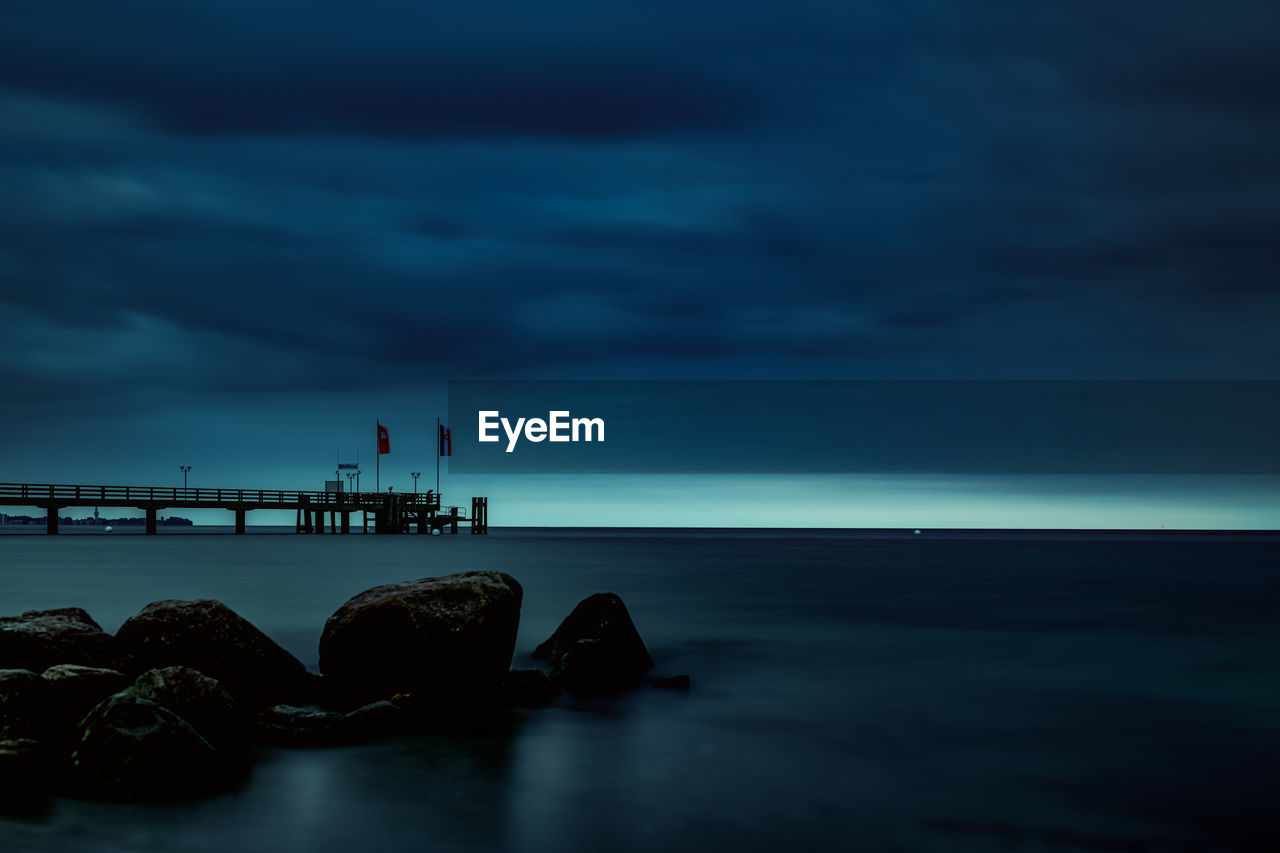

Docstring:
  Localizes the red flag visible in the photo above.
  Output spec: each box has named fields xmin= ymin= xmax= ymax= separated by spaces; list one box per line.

xmin=439 ymin=424 xmax=452 ymax=457
xmin=377 ymin=422 xmax=390 ymax=455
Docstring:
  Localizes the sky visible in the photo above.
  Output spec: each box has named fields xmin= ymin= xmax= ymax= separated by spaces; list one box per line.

xmin=1 ymin=1 xmax=1278 ymax=527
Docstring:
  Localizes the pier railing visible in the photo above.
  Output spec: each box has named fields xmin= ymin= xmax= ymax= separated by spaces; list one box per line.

xmin=0 ymin=482 xmax=484 ymax=535
xmin=0 ymin=483 xmax=445 ymax=508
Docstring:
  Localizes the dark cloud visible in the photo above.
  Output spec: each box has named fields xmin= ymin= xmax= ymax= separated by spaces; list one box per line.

xmin=2 ymin=0 xmax=1279 ymax=452
xmin=0 ymin=1 xmax=761 ymax=140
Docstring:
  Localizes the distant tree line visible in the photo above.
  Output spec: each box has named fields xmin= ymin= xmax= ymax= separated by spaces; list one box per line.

xmin=0 ymin=514 xmax=194 ymax=526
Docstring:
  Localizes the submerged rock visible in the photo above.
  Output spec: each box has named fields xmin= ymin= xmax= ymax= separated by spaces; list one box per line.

xmin=257 ymin=700 xmax=408 ymax=746
xmin=114 ymin=599 xmax=308 ymax=708
xmin=70 ymin=694 xmax=235 ymax=800
xmin=319 ymin=571 xmax=523 ymax=707
xmin=0 ymin=608 xmax=121 ymax=672
xmin=256 ymin=704 xmax=346 ymax=745
xmin=123 ymin=666 xmax=249 ymax=762
xmin=345 ymin=699 xmax=408 ymax=736
xmin=501 ymin=669 xmax=558 ymax=708
xmin=533 ymin=593 xmax=654 ymax=693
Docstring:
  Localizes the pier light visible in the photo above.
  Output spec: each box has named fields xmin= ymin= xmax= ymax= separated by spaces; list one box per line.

xmin=410 ymin=471 xmax=422 ymax=492
xmin=179 ymin=465 xmax=192 ymax=489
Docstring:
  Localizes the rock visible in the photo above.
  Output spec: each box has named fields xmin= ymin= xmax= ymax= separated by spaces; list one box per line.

xmin=41 ymin=665 xmax=129 ymax=730
xmin=257 ymin=700 xmax=408 ymax=746
xmin=0 ymin=738 xmax=49 ymax=812
xmin=0 ymin=608 xmax=121 ymax=672
xmin=319 ymin=571 xmax=523 ymax=707
xmin=122 ymin=667 xmax=249 ymax=762
xmin=0 ymin=668 xmax=50 ymax=740
xmin=293 ymin=670 xmax=330 ymax=706
xmin=345 ymin=699 xmax=409 ymax=737
xmin=114 ymin=600 xmax=308 ymax=708
xmin=70 ymin=694 xmax=236 ymax=800
xmin=652 ymin=674 xmax=691 ymax=690
xmin=256 ymin=705 xmax=347 ymax=745
xmin=501 ymin=669 xmax=558 ymax=708
xmin=533 ymin=593 xmax=654 ymax=693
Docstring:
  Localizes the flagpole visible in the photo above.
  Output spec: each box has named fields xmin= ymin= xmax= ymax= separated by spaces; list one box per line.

xmin=376 ymin=419 xmax=380 ymax=492
xmin=435 ymin=417 xmax=441 ymax=496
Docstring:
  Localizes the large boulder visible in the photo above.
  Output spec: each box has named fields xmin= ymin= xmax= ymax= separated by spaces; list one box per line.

xmin=0 ymin=669 xmax=50 ymax=741
xmin=41 ymin=665 xmax=129 ymax=733
xmin=122 ymin=667 xmax=249 ymax=763
xmin=319 ymin=571 xmax=523 ymax=707
xmin=70 ymin=694 xmax=235 ymax=801
xmin=532 ymin=593 xmax=654 ymax=693
xmin=0 ymin=608 xmax=121 ymax=672
xmin=114 ymin=600 xmax=308 ymax=708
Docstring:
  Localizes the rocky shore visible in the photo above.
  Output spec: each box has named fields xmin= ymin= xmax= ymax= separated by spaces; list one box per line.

xmin=0 ymin=571 xmax=687 ymax=807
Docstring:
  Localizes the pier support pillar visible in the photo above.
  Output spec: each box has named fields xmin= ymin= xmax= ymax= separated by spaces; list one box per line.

xmin=341 ymin=512 xmax=350 ymax=534
xmin=145 ymin=507 xmax=157 ymax=535
xmin=450 ymin=508 xmax=458 ymax=535
xmin=330 ymin=511 xmax=336 ymax=534
xmin=46 ymin=506 xmax=59 ymax=535
xmin=314 ymin=509 xmax=324 ymax=534
xmin=235 ymin=509 xmax=246 ymax=534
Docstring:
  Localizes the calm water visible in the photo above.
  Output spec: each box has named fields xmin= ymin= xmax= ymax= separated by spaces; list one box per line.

xmin=1 ymin=528 xmax=1278 ymax=852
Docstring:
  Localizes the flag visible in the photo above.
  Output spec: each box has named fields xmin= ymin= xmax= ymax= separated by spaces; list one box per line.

xmin=377 ymin=422 xmax=390 ymax=455
xmin=439 ymin=424 xmax=452 ymax=457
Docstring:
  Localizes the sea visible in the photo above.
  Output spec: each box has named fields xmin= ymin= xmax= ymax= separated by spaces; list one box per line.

xmin=1 ymin=527 xmax=1277 ymax=852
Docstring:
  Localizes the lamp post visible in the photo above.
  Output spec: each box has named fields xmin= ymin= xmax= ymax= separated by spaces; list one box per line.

xmin=410 ymin=471 xmax=421 ymax=493
xmin=179 ymin=465 xmax=192 ymax=489
xmin=346 ymin=472 xmax=356 ymax=494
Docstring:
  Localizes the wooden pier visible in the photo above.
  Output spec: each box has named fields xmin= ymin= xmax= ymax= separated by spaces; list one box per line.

xmin=0 ymin=483 xmax=489 ymax=535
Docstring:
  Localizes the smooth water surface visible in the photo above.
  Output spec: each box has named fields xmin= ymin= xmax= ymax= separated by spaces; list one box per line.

xmin=2 ymin=529 xmax=1278 ymax=852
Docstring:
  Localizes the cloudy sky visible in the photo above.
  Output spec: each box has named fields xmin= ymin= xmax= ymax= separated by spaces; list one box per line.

xmin=2 ymin=1 xmax=1277 ymax=526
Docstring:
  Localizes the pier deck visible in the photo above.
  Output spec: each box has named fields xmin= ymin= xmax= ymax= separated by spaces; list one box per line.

xmin=0 ymin=483 xmax=488 ymax=535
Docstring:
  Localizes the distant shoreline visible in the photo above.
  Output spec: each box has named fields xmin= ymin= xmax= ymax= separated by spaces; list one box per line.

xmin=0 ymin=516 xmax=194 ymax=527
xmin=1 ymin=524 xmax=1276 ymax=537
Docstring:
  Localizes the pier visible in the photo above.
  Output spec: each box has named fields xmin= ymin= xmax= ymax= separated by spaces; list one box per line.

xmin=0 ymin=483 xmax=489 ymax=535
